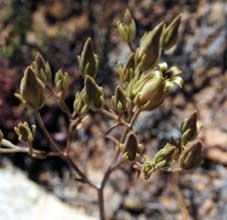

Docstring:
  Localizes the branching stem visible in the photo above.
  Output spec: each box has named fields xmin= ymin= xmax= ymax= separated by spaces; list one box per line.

xmin=34 ymin=111 xmax=97 ymax=190
xmin=97 ymin=108 xmax=141 ymax=220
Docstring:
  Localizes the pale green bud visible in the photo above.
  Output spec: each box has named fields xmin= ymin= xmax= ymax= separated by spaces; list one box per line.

xmin=33 ymin=52 xmax=52 ymax=84
xmin=73 ymin=90 xmax=89 ymax=115
xmin=135 ymin=70 xmax=166 ymax=111
xmin=179 ymin=141 xmax=203 ymax=169
xmin=154 ymin=143 xmax=176 ymax=169
xmin=83 ymin=76 xmax=104 ymax=111
xmin=54 ymin=70 xmax=70 ymax=98
xmin=111 ymin=86 xmax=131 ymax=112
xmin=135 ymin=22 xmax=164 ymax=71
xmin=14 ymin=122 xmax=36 ymax=143
xmin=78 ymin=38 xmax=99 ymax=78
xmin=118 ymin=53 xmax=135 ymax=83
xmin=117 ymin=9 xmax=136 ymax=43
xmin=142 ymin=160 xmax=156 ymax=179
xmin=180 ymin=112 xmax=199 ymax=144
xmin=20 ymin=67 xmax=45 ymax=110
xmin=161 ymin=15 xmax=181 ymax=50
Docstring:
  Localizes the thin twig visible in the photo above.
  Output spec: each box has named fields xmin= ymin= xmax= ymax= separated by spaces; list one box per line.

xmin=105 ymin=122 xmax=123 ymax=135
xmin=0 ymin=148 xmax=28 ymax=154
xmin=1 ymin=139 xmax=60 ymax=158
xmin=34 ymin=111 xmax=63 ymax=155
xmin=106 ymin=135 xmax=119 ymax=145
xmin=97 ymin=108 xmax=141 ymax=220
xmin=99 ymin=108 xmax=130 ymax=127
xmin=172 ymin=173 xmax=191 ymax=220
xmin=34 ymin=111 xmax=97 ymax=190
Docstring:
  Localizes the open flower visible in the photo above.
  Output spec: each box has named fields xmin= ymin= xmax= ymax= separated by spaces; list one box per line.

xmin=135 ymin=63 xmax=183 ymax=111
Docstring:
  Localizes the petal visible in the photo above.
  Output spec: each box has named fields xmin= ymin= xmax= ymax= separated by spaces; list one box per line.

xmin=171 ymin=76 xmax=184 ymax=88
xmin=166 ymin=66 xmax=182 ymax=77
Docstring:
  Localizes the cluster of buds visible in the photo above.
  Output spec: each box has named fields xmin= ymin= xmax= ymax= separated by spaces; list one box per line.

xmin=16 ymin=51 xmax=73 ymax=113
xmin=1 ymin=9 xmax=202 ymax=196
xmin=132 ymin=62 xmax=183 ymax=111
xmin=77 ymin=38 xmax=99 ymax=78
xmin=142 ymin=112 xmax=203 ymax=179
xmin=116 ymin=11 xmax=182 ymax=113
xmin=120 ymin=132 xmax=143 ymax=161
xmin=14 ymin=122 xmax=36 ymax=143
xmin=73 ymin=90 xmax=88 ymax=115
xmin=32 ymin=52 xmax=52 ymax=85
xmin=55 ymin=70 xmax=70 ymax=98
xmin=161 ymin=15 xmax=181 ymax=50
xmin=117 ymin=9 xmax=136 ymax=44
xmin=18 ymin=66 xmax=46 ymax=110
xmin=135 ymin=22 xmax=164 ymax=72
xmin=73 ymin=39 xmax=104 ymax=114
xmin=73 ymin=77 xmax=104 ymax=114
xmin=143 ymin=143 xmax=176 ymax=179
xmin=15 ymin=53 xmax=58 ymax=111
xmin=179 ymin=141 xmax=203 ymax=170
xmin=180 ymin=111 xmax=200 ymax=144
xmin=111 ymin=86 xmax=131 ymax=113
xmin=117 ymin=53 xmax=135 ymax=84
xmin=83 ymin=76 xmax=104 ymax=111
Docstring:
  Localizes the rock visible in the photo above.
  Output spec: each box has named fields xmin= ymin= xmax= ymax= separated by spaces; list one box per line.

xmin=123 ymin=194 xmax=144 ymax=212
xmin=0 ymin=164 xmax=97 ymax=220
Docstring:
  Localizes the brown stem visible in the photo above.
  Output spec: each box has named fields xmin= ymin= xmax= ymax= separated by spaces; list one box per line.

xmin=105 ymin=135 xmax=119 ymax=145
xmin=96 ymin=108 xmax=141 ymax=219
xmin=1 ymin=139 xmax=60 ymax=158
xmin=34 ymin=111 xmax=63 ymax=156
xmin=98 ymin=189 xmax=106 ymax=220
xmin=172 ymin=173 xmax=191 ymax=220
xmin=99 ymin=108 xmax=130 ymax=127
xmin=105 ymin=122 xmax=122 ymax=135
xmin=34 ymin=111 xmax=97 ymax=190
xmin=67 ymin=156 xmax=98 ymax=190
xmin=98 ymin=159 xmax=125 ymax=220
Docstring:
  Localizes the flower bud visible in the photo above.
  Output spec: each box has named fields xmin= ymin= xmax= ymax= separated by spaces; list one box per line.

xmin=20 ymin=67 xmax=45 ymax=110
xmin=83 ymin=76 xmax=104 ymax=111
xmin=135 ymin=22 xmax=164 ymax=71
xmin=14 ymin=122 xmax=36 ymax=143
xmin=73 ymin=90 xmax=89 ymax=115
xmin=135 ymin=70 xmax=166 ymax=111
xmin=117 ymin=9 xmax=136 ymax=43
xmin=118 ymin=53 xmax=135 ymax=83
xmin=122 ymin=132 xmax=143 ymax=161
xmin=161 ymin=15 xmax=181 ymax=50
xmin=142 ymin=160 xmax=156 ymax=179
xmin=111 ymin=86 xmax=131 ymax=112
xmin=78 ymin=38 xmax=99 ymax=78
xmin=55 ymin=70 xmax=70 ymax=98
xmin=179 ymin=141 xmax=203 ymax=169
xmin=180 ymin=112 xmax=199 ymax=144
xmin=33 ymin=52 xmax=52 ymax=84
xmin=154 ymin=143 xmax=176 ymax=169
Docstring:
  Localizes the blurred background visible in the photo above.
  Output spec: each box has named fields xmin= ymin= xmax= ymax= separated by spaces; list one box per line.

xmin=0 ymin=0 xmax=227 ymax=220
